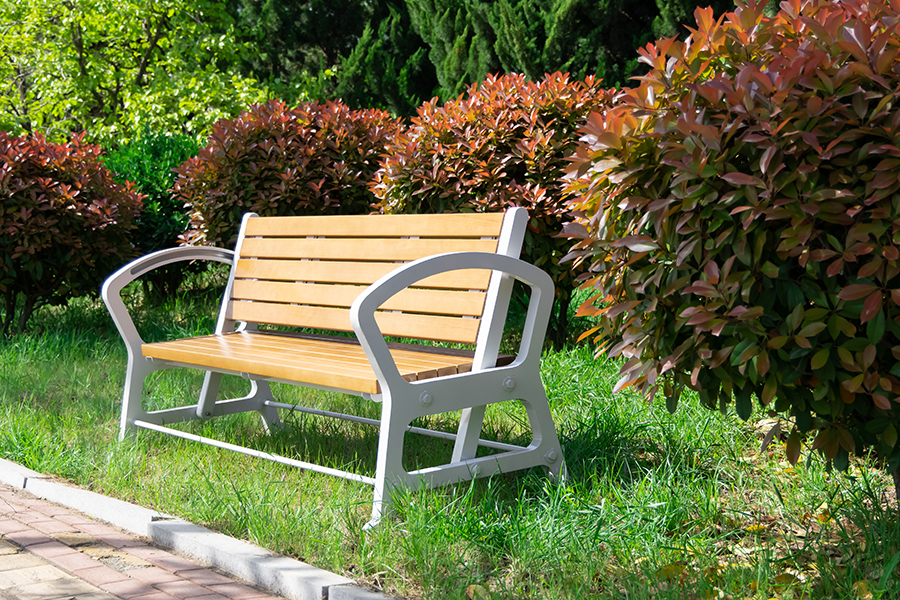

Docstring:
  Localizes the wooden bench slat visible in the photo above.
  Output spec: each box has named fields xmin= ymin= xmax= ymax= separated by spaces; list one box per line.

xmin=242 ymin=213 xmax=506 ymax=238
xmin=239 ymin=238 xmax=498 ymax=262
xmin=233 ymin=260 xmax=493 ymax=290
xmin=228 ymin=302 xmax=482 ymax=344
xmin=231 ymin=280 xmax=487 ymax=317
xmin=142 ymin=332 xmax=504 ymax=395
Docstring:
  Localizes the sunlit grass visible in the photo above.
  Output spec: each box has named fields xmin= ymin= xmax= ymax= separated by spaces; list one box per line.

xmin=1 ymin=283 xmax=899 ymax=599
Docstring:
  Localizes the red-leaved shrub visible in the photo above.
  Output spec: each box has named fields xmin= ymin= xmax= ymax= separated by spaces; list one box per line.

xmin=175 ymin=99 xmax=402 ymax=248
xmin=0 ymin=132 xmax=142 ymax=334
xmin=373 ymin=73 xmax=614 ymax=348
xmin=565 ymin=0 xmax=900 ymax=487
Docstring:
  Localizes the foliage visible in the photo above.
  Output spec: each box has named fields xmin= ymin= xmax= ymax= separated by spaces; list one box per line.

xmin=175 ymin=99 xmax=401 ymax=248
xmin=405 ymin=0 xmax=738 ymax=99
xmin=104 ymin=130 xmax=201 ymax=303
xmin=0 ymin=133 xmax=142 ymax=335
xmin=405 ymin=0 xmax=500 ymax=99
xmin=373 ymin=72 xmax=614 ymax=348
xmin=565 ymin=0 xmax=900 ymax=483
xmin=227 ymin=0 xmax=371 ymax=102
xmin=336 ymin=0 xmax=439 ymax=117
xmin=0 ymin=0 xmax=270 ymax=145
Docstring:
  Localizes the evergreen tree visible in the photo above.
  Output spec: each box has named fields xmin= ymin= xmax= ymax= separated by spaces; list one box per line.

xmin=336 ymin=1 xmax=439 ymax=116
xmin=227 ymin=0 xmax=374 ymax=100
xmin=405 ymin=0 xmax=500 ymax=98
xmin=407 ymin=0 xmax=740 ymax=98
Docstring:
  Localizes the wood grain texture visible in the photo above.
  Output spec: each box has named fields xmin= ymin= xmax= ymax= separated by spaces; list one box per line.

xmin=142 ymin=331 xmax=513 ymax=394
xmin=243 ymin=213 xmax=505 ymax=238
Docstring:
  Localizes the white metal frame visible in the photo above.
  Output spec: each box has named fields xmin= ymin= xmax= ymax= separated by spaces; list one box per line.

xmin=101 ymin=209 xmax=567 ymax=528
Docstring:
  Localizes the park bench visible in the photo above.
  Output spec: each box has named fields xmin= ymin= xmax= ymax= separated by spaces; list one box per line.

xmin=102 ymin=207 xmax=566 ymax=527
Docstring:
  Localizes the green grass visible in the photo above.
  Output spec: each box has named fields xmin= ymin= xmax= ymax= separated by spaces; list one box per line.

xmin=2 ymin=284 xmax=900 ymax=599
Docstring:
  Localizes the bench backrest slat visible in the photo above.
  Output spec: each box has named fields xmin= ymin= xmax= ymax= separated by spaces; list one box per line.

xmin=224 ymin=213 xmax=516 ymax=345
xmin=233 ymin=259 xmax=493 ymax=290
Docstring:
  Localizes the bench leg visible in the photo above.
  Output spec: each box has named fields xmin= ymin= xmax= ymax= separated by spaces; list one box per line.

xmin=521 ymin=387 xmax=567 ymax=482
xmin=251 ymin=381 xmax=283 ymax=433
xmin=196 ymin=374 xmax=282 ymax=433
xmin=119 ymin=357 xmax=155 ymax=441
xmin=450 ymin=405 xmax=487 ymax=463
xmin=366 ymin=395 xmax=409 ymax=530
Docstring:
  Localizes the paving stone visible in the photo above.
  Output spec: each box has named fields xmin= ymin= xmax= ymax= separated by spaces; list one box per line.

xmin=23 ymin=540 xmax=73 ymax=559
xmin=156 ymin=579 xmax=218 ymax=599
xmin=4 ymin=529 xmax=54 ymax=548
xmin=129 ymin=591 xmax=180 ymax=600
xmin=127 ymin=566 xmax=183 ymax=585
xmin=74 ymin=564 xmax=131 ymax=586
xmin=100 ymin=577 xmax=159 ymax=598
xmin=0 ymin=519 xmax=30 ymax=535
xmin=204 ymin=583 xmax=270 ymax=600
xmin=0 ymin=553 xmax=48 ymax=573
xmin=5 ymin=577 xmax=105 ymax=600
xmin=176 ymin=569 xmax=235 ymax=587
xmin=0 ymin=539 xmax=22 ymax=555
xmin=127 ymin=547 xmax=203 ymax=573
xmin=28 ymin=518 xmax=77 ymax=534
xmin=45 ymin=549 xmax=103 ymax=572
xmin=0 ymin=563 xmax=70 ymax=588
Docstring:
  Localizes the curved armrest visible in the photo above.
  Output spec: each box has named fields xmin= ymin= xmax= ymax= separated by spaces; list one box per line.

xmin=102 ymin=246 xmax=234 ymax=352
xmin=350 ymin=251 xmax=554 ymax=391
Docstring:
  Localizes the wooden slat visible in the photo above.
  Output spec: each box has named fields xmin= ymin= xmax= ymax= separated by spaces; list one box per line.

xmin=233 ymin=259 xmax=493 ymax=290
xmin=228 ymin=302 xmax=482 ymax=344
xmin=142 ymin=331 xmax=510 ymax=394
xmin=231 ymin=280 xmax=487 ymax=317
xmin=243 ymin=213 xmax=505 ymax=239
xmin=239 ymin=238 xmax=498 ymax=262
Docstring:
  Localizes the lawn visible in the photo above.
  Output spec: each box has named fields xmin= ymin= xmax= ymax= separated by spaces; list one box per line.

xmin=1 ymin=277 xmax=899 ymax=599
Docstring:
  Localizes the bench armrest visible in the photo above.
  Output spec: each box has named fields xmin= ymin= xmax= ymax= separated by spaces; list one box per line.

xmin=102 ymin=247 xmax=234 ymax=352
xmin=351 ymin=251 xmax=554 ymax=391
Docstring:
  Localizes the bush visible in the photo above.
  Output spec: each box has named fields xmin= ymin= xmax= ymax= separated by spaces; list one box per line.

xmin=0 ymin=133 xmax=142 ymax=335
xmin=104 ymin=130 xmax=200 ymax=303
xmin=565 ymin=0 xmax=900 ymax=488
xmin=175 ymin=99 xmax=402 ymax=248
xmin=372 ymin=72 xmax=614 ymax=348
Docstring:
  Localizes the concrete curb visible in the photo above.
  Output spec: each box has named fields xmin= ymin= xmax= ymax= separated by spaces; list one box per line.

xmin=0 ymin=458 xmax=391 ymax=600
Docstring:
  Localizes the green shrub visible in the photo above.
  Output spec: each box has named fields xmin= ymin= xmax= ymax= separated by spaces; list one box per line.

xmin=174 ymin=99 xmax=402 ymax=248
xmin=0 ymin=132 xmax=142 ymax=334
xmin=104 ymin=130 xmax=200 ymax=303
xmin=565 ymin=0 xmax=900 ymax=488
xmin=372 ymin=72 xmax=614 ymax=348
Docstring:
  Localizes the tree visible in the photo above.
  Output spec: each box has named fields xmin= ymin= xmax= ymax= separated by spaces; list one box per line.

xmin=336 ymin=0 xmax=439 ymax=116
xmin=405 ymin=0 xmax=501 ymax=98
xmin=0 ymin=0 xmax=269 ymax=144
xmin=227 ymin=0 xmax=373 ymax=102
xmin=406 ymin=0 xmax=739 ymax=99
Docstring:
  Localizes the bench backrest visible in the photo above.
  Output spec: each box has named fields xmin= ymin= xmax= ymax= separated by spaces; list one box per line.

xmin=220 ymin=210 xmax=526 ymax=345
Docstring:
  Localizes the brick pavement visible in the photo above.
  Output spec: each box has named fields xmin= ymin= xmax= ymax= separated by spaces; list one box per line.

xmin=0 ymin=483 xmax=283 ymax=600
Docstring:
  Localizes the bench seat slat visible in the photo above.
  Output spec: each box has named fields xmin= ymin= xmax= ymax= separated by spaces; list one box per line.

xmin=242 ymin=213 xmax=506 ymax=239
xmin=233 ymin=260 xmax=493 ymax=290
xmin=142 ymin=331 xmax=511 ymax=395
xmin=228 ymin=302 xmax=482 ymax=344
xmin=239 ymin=238 xmax=498 ymax=262
xmin=231 ymin=280 xmax=487 ymax=317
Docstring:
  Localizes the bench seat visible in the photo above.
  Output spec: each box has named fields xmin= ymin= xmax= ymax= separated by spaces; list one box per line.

xmin=143 ymin=331 xmax=513 ymax=395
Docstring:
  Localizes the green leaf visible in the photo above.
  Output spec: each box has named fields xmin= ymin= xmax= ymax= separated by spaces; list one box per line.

xmin=883 ymin=424 xmax=897 ymax=448
xmin=735 ymin=385 xmax=753 ymax=420
xmin=811 ymin=348 xmax=830 ymax=370
xmin=786 ymin=429 xmax=802 ymax=465
xmin=867 ymin=308 xmax=886 ymax=344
